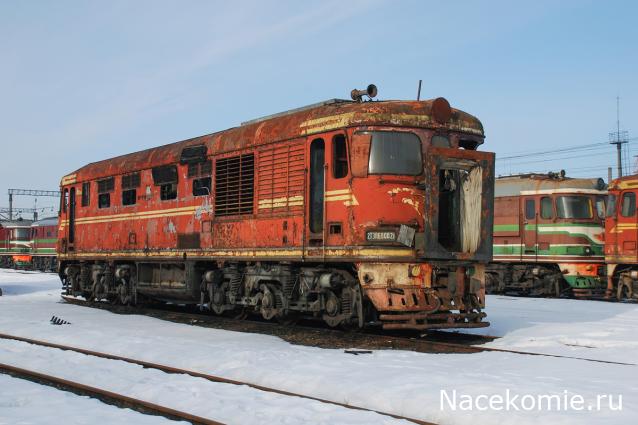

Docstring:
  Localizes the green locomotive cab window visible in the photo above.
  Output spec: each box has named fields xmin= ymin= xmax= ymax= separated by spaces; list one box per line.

xmin=540 ymin=197 xmax=553 ymax=219
xmin=621 ymin=192 xmax=636 ymax=217
xmin=367 ymin=131 xmax=422 ymax=175
xmin=525 ymin=199 xmax=535 ymax=220
xmin=556 ymin=196 xmax=593 ymax=219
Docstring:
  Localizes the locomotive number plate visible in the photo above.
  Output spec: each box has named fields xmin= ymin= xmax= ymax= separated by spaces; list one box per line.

xmin=366 ymin=231 xmax=396 ymax=242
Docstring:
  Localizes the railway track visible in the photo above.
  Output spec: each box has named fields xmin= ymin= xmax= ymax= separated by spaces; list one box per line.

xmin=0 ymin=361 xmax=222 ymax=424
xmin=0 ymin=332 xmax=433 ymax=425
xmin=59 ymin=295 xmax=638 ymax=365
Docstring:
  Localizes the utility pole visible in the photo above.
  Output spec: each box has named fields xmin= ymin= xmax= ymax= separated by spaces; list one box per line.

xmin=609 ymin=96 xmax=628 ymax=178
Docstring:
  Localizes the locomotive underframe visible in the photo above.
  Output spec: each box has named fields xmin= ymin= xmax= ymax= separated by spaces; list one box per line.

xmin=486 ymin=261 xmax=606 ymax=298
xmin=606 ymin=263 xmax=638 ymax=301
xmin=60 ymin=256 xmax=488 ymax=331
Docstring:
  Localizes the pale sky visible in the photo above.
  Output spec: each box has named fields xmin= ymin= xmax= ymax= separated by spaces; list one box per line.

xmin=1 ymin=0 xmax=636 ymax=215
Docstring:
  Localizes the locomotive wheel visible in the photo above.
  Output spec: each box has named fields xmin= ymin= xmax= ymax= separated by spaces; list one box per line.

xmin=322 ymin=290 xmax=342 ymax=328
xmin=117 ymin=281 xmax=132 ymax=305
xmin=209 ymin=287 xmax=226 ymax=315
xmin=260 ymin=288 xmax=278 ymax=321
xmin=617 ymin=282 xmax=632 ymax=301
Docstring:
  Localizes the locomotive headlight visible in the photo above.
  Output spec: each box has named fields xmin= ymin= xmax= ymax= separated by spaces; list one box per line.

xmin=584 ymin=246 xmax=592 ymax=255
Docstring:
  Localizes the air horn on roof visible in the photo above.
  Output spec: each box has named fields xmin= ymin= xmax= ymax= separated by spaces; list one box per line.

xmin=351 ymin=84 xmax=378 ymax=102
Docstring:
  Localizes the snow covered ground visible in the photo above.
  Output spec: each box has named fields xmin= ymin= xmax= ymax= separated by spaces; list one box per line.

xmin=0 ymin=269 xmax=636 ymax=425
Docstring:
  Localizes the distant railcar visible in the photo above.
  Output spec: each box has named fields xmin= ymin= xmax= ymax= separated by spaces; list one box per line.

xmin=605 ymin=175 xmax=638 ymax=300
xmin=57 ymin=90 xmax=495 ymax=331
xmin=30 ymin=217 xmax=58 ymax=272
xmin=487 ymin=173 xmax=606 ymax=298
xmin=0 ymin=218 xmax=34 ymax=269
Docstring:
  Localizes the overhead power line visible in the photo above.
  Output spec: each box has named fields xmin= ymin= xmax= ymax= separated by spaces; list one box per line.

xmin=497 ymin=137 xmax=638 ymax=161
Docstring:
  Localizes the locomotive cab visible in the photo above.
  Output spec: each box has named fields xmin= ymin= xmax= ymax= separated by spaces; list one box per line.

xmin=344 ymin=124 xmax=494 ymax=330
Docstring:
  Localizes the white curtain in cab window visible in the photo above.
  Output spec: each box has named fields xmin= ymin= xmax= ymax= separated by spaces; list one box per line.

xmin=460 ymin=166 xmax=482 ymax=253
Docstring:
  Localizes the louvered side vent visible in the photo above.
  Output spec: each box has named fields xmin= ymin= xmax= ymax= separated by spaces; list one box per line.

xmin=257 ymin=142 xmax=305 ymax=214
xmin=215 ymin=154 xmax=255 ymax=216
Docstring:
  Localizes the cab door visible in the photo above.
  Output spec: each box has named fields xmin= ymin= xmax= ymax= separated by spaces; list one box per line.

xmin=306 ymin=131 xmax=351 ymax=248
xmin=617 ymin=190 xmax=637 ymax=260
xmin=324 ymin=132 xmax=351 ymax=246
xmin=307 ymin=137 xmax=325 ymax=246
xmin=536 ymin=196 xmax=555 ymax=255
xmin=521 ymin=196 xmax=538 ymax=260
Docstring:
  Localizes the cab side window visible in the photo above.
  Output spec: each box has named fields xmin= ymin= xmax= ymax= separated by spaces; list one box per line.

xmin=540 ymin=197 xmax=553 ymax=219
xmin=332 ymin=134 xmax=348 ymax=179
xmin=621 ymin=192 xmax=636 ymax=217
xmin=525 ymin=199 xmax=536 ymax=220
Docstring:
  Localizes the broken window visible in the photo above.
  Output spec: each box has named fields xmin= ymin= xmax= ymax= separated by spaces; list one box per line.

xmin=188 ymin=160 xmax=212 ymax=178
xmin=180 ymin=145 xmax=207 ymax=164
xmin=98 ymin=193 xmax=110 ymax=208
xmin=152 ymin=165 xmax=178 ymax=201
xmin=97 ymin=177 xmax=114 ymax=209
xmin=215 ymin=153 xmax=254 ymax=216
xmin=121 ymin=172 xmax=140 ymax=206
xmin=437 ymin=163 xmax=483 ymax=253
xmin=193 ymin=177 xmax=212 ymax=197
xmin=160 ymin=183 xmax=177 ymax=201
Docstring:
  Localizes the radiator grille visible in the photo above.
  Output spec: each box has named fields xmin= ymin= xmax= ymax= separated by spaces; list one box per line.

xmin=257 ymin=142 xmax=305 ymax=213
xmin=215 ymin=153 xmax=254 ymax=216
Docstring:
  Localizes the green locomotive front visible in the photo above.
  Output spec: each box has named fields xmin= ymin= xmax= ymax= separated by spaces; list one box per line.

xmin=487 ymin=173 xmax=606 ymax=298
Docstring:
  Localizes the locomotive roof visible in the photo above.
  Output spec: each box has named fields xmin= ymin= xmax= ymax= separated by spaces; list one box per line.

xmin=32 ymin=216 xmax=58 ymax=227
xmin=495 ymin=174 xmax=607 ymax=197
xmin=0 ymin=218 xmax=34 ymax=228
xmin=61 ymin=98 xmax=484 ymax=184
xmin=608 ymin=174 xmax=638 ymax=191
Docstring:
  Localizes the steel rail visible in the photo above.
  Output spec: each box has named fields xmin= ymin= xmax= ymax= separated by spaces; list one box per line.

xmin=0 ymin=362 xmax=223 ymax=425
xmin=0 ymin=332 xmax=434 ymax=425
xmin=59 ymin=295 xmax=638 ymax=366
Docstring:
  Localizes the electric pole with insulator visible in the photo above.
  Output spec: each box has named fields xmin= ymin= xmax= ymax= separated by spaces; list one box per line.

xmin=609 ymin=96 xmax=628 ymax=178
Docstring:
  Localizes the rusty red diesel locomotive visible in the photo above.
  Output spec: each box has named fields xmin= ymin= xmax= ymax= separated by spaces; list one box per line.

xmin=57 ymin=89 xmax=495 ymax=331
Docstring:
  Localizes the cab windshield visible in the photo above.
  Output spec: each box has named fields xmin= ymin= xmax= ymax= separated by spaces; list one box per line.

xmin=367 ymin=131 xmax=422 ymax=175
xmin=556 ymin=196 xmax=593 ymax=219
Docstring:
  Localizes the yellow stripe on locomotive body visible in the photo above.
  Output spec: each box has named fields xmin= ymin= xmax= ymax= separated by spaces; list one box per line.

xmin=56 ymin=92 xmax=495 ymax=331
